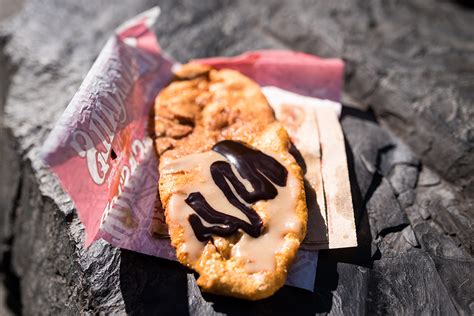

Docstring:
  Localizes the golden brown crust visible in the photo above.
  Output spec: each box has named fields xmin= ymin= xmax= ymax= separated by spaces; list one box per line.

xmin=154 ymin=64 xmax=307 ymax=300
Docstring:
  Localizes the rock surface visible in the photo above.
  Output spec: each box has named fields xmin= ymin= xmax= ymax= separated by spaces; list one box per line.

xmin=0 ymin=0 xmax=473 ymax=315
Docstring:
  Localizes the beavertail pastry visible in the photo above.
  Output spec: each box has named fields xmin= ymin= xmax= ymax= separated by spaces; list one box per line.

xmin=154 ymin=63 xmax=307 ymax=300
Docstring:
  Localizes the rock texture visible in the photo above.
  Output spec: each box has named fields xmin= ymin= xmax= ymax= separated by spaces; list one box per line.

xmin=0 ymin=0 xmax=473 ymax=315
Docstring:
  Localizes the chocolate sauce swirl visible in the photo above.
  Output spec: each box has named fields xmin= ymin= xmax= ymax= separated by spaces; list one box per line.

xmin=212 ymin=141 xmax=288 ymax=202
xmin=185 ymin=140 xmax=288 ymax=241
xmin=186 ymin=192 xmax=261 ymax=242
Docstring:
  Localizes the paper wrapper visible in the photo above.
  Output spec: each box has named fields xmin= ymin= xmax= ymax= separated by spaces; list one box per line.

xmin=42 ymin=7 xmax=355 ymax=292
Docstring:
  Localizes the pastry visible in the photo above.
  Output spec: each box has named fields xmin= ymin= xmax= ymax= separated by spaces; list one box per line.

xmin=154 ymin=63 xmax=307 ymax=300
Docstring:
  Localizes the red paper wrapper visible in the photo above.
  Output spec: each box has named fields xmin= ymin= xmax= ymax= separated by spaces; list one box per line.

xmin=42 ymin=7 xmax=345 ymax=291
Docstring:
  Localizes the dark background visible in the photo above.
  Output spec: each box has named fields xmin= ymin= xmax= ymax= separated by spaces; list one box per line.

xmin=0 ymin=0 xmax=473 ymax=315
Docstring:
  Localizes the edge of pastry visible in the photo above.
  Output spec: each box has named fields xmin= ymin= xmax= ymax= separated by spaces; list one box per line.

xmin=154 ymin=64 xmax=308 ymax=300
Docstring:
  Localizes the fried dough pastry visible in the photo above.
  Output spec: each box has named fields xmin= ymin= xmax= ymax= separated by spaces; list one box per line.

xmin=154 ymin=63 xmax=307 ymax=300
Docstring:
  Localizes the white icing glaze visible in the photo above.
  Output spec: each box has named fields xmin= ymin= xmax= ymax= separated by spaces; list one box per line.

xmin=231 ymin=172 xmax=301 ymax=273
xmin=161 ymin=149 xmax=301 ymax=273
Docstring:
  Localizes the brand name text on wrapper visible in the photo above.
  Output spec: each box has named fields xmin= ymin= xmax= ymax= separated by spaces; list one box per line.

xmin=100 ymin=138 xmax=149 ymax=243
xmin=69 ymin=52 xmax=136 ymax=185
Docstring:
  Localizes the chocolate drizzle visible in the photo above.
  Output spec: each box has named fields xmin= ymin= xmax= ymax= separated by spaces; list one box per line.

xmin=212 ymin=141 xmax=288 ymax=202
xmin=185 ymin=140 xmax=288 ymax=241
xmin=186 ymin=192 xmax=261 ymax=242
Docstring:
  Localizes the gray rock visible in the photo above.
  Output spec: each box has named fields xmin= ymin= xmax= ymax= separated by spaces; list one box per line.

xmin=0 ymin=278 xmax=14 ymax=316
xmin=418 ymin=166 xmax=441 ymax=187
xmin=366 ymin=178 xmax=410 ymax=238
xmin=388 ymin=165 xmax=418 ymax=197
xmin=341 ymin=111 xmax=393 ymax=199
xmin=0 ymin=0 xmax=473 ymax=315
xmin=0 ymin=127 xmax=19 ymax=263
xmin=397 ymin=190 xmax=416 ymax=210
xmin=367 ymin=250 xmax=459 ymax=314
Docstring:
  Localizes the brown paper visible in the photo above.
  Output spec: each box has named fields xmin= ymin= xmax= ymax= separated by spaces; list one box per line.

xmin=263 ymin=87 xmax=357 ymax=250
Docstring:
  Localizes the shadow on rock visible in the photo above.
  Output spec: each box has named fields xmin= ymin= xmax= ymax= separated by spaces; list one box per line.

xmin=311 ymin=115 xmax=376 ymax=311
xmin=202 ymin=284 xmax=331 ymax=315
xmin=118 ymin=107 xmax=380 ymax=315
xmin=198 ymin=107 xmax=379 ymax=314
xmin=119 ymin=250 xmax=190 ymax=315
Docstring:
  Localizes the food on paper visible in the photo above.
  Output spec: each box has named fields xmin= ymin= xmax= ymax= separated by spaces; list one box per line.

xmin=263 ymin=87 xmax=357 ymax=249
xmin=41 ymin=7 xmax=356 ymax=298
xmin=155 ymin=64 xmax=308 ymax=300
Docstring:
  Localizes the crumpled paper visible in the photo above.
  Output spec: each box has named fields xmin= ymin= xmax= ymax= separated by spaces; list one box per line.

xmin=42 ymin=7 xmax=346 ymax=292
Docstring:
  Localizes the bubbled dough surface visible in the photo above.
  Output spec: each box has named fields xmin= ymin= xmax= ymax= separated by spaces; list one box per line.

xmin=155 ymin=65 xmax=307 ymax=300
